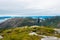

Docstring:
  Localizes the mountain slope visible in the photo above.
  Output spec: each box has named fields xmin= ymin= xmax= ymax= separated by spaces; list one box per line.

xmin=0 ymin=17 xmax=37 ymax=29
xmin=0 ymin=16 xmax=60 ymax=29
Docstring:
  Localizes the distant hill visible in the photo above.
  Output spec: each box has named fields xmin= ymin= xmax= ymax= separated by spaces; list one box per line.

xmin=43 ymin=16 xmax=60 ymax=28
xmin=0 ymin=17 xmax=37 ymax=29
xmin=0 ymin=16 xmax=60 ymax=29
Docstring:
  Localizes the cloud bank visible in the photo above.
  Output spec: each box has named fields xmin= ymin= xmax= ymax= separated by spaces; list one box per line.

xmin=0 ymin=0 xmax=60 ymax=16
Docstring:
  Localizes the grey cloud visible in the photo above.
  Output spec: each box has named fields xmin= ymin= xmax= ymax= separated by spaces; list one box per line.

xmin=0 ymin=9 xmax=60 ymax=16
xmin=0 ymin=0 xmax=60 ymax=16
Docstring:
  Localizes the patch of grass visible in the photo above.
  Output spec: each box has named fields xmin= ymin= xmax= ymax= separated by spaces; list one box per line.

xmin=0 ymin=26 xmax=60 ymax=40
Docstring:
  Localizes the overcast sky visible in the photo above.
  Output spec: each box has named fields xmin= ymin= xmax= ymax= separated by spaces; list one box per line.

xmin=0 ymin=0 xmax=60 ymax=16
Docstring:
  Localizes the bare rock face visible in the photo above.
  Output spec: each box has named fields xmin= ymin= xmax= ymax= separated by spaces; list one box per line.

xmin=41 ymin=36 xmax=60 ymax=40
xmin=0 ymin=35 xmax=3 ymax=39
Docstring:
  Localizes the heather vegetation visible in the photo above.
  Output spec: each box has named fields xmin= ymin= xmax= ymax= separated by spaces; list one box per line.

xmin=0 ymin=26 xmax=60 ymax=40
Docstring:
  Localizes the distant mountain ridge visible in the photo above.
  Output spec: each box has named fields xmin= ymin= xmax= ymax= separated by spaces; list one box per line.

xmin=0 ymin=16 xmax=52 ymax=23
xmin=0 ymin=16 xmax=60 ymax=29
xmin=0 ymin=16 xmax=52 ymax=19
